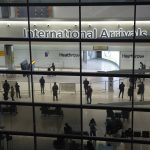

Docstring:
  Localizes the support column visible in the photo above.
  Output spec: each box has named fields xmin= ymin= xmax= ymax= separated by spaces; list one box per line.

xmin=108 ymin=77 xmax=114 ymax=92
xmin=83 ymin=50 xmax=88 ymax=63
xmin=4 ymin=45 xmax=15 ymax=70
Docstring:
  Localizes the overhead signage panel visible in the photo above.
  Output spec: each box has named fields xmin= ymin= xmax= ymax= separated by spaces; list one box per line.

xmin=23 ymin=27 xmax=148 ymax=39
xmin=93 ymin=45 xmax=108 ymax=50
xmin=0 ymin=21 xmax=149 ymax=39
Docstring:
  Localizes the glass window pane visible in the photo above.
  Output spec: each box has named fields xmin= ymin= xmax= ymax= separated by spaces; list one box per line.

xmin=0 ymin=0 xmax=26 ymax=3
xmin=12 ymin=136 xmax=34 ymax=150
xmin=37 ymin=137 xmax=81 ymax=150
xmin=0 ymin=105 xmax=33 ymax=132
xmin=28 ymin=6 xmax=79 ymax=40
xmin=0 ymin=7 xmax=28 ymax=38
xmin=81 ymin=6 xmax=134 ymax=40
xmin=83 ymin=109 xmax=132 ymax=138
xmin=135 ymin=43 xmax=149 ymax=106
xmin=81 ymin=0 xmax=134 ymax=2
xmin=0 ymin=43 xmax=30 ymax=71
xmin=133 ymin=111 xmax=150 ymax=141
xmin=82 ymin=76 xmax=134 ymax=105
xmin=31 ymin=42 xmax=80 ymax=72
xmin=33 ymin=75 xmax=80 ymax=104
xmin=83 ymin=140 xmax=132 ymax=150
xmin=136 ymin=5 xmax=150 ymax=40
xmin=0 ymin=135 xmax=34 ymax=150
xmin=36 ymin=107 xmax=81 ymax=134
xmin=82 ymin=42 xmax=133 ymax=73
xmin=0 ymin=73 xmax=32 ymax=102
xmin=30 ymin=0 xmax=79 ymax=3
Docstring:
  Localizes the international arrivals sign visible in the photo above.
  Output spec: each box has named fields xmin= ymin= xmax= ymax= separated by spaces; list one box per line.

xmin=23 ymin=27 xmax=148 ymax=39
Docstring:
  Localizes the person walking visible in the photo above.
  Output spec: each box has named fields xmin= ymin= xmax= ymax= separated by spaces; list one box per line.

xmin=3 ymin=80 xmax=10 ymax=100
xmin=128 ymin=86 xmax=133 ymax=101
xmin=52 ymin=82 xmax=58 ymax=101
xmin=10 ymin=86 xmax=15 ymax=101
xmin=138 ymin=82 xmax=144 ymax=101
xmin=15 ymin=82 xmax=21 ymax=98
xmin=89 ymin=118 xmax=97 ymax=137
xmin=83 ymin=78 xmax=89 ymax=94
xmin=39 ymin=76 xmax=45 ymax=94
xmin=118 ymin=82 xmax=125 ymax=99
xmin=87 ymin=85 xmax=93 ymax=104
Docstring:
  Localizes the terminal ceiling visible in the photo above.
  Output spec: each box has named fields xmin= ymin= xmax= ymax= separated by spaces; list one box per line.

xmin=0 ymin=3 xmax=150 ymax=47
xmin=52 ymin=5 xmax=150 ymax=21
xmin=0 ymin=5 xmax=150 ymax=21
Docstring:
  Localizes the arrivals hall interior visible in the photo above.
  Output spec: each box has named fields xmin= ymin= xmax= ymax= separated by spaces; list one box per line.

xmin=0 ymin=0 xmax=150 ymax=150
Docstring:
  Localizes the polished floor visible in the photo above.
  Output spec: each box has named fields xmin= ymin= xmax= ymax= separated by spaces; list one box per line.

xmin=0 ymin=59 xmax=150 ymax=150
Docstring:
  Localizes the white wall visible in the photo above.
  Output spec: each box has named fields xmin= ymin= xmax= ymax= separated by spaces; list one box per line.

xmin=16 ymin=44 xmax=80 ymax=69
xmin=1 ymin=43 xmax=150 ymax=70
xmin=31 ymin=49 xmax=80 ymax=69
xmin=102 ymin=51 xmax=120 ymax=66
xmin=120 ymin=51 xmax=150 ymax=69
xmin=106 ymin=45 xmax=150 ymax=69
xmin=0 ymin=44 xmax=80 ymax=69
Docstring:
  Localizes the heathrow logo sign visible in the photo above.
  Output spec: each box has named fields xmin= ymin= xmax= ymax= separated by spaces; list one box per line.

xmin=23 ymin=27 xmax=148 ymax=39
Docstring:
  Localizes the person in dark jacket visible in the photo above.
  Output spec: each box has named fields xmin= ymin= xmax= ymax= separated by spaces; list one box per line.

xmin=50 ymin=62 xmax=55 ymax=72
xmin=3 ymin=80 xmax=10 ymax=100
xmin=119 ymin=82 xmax=125 ymax=99
xmin=129 ymin=77 xmax=137 ymax=89
xmin=39 ymin=76 xmax=45 ymax=94
xmin=128 ymin=86 xmax=133 ymax=101
xmin=138 ymin=82 xmax=144 ymax=101
xmin=64 ymin=123 xmax=72 ymax=134
xmin=83 ymin=78 xmax=89 ymax=94
xmin=15 ymin=82 xmax=21 ymax=98
xmin=52 ymin=82 xmax=58 ymax=101
xmin=89 ymin=118 xmax=96 ymax=137
xmin=87 ymin=86 xmax=93 ymax=104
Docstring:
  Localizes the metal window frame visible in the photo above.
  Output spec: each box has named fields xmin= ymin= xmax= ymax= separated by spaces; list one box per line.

xmin=0 ymin=0 xmax=150 ymax=149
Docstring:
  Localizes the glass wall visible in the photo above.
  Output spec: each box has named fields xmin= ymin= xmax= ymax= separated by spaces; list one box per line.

xmin=0 ymin=1 xmax=150 ymax=150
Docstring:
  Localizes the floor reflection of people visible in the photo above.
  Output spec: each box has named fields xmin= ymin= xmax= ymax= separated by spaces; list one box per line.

xmin=3 ymin=80 xmax=10 ymax=100
xmin=87 ymin=86 xmax=93 ymax=104
xmin=128 ymin=86 xmax=133 ymax=101
xmin=10 ymin=86 xmax=15 ymax=101
xmin=64 ymin=123 xmax=72 ymax=134
xmin=89 ymin=118 xmax=96 ymax=137
xmin=87 ymin=140 xmax=95 ymax=150
xmin=118 ymin=82 xmax=125 ymax=99
xmin=138 ymin=82 xmax=145 ymax=101
xmin=83 ymin=78 xmax=89 ymax=94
